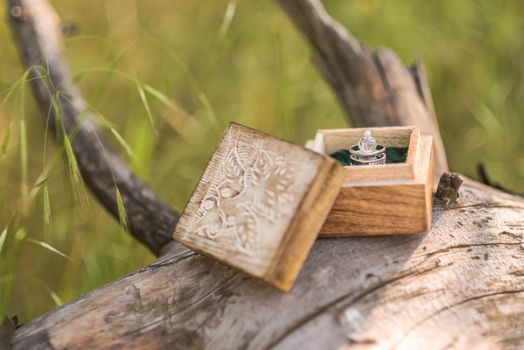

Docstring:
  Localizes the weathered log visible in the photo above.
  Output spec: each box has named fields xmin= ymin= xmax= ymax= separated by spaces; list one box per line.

xmin=7 ymin=0 xmax=178 ymax=256
xmin=7 ymin=0 xmax=524 ymax=349
xmin=11 ymin=181 xmax=524 ymax=349
xmin=277 ymin=0 xmax=448 ymax=179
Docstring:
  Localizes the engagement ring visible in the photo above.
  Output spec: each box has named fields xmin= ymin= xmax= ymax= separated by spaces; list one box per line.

xmin=349 ymin=130 xmax=386 ymax=165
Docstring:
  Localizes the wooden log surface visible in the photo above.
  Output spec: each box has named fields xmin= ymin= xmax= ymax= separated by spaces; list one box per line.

xmin=11 ymin=180 xmax=524 ymax=349
xmin=6 ymin=0 xmax=524 ymax=349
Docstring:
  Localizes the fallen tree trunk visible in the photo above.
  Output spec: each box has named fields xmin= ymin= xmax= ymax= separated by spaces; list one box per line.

xmin=6 ymin=0 xmax=524 ymax=349
xmin=11 ymin=181 xmax=524 ymax=349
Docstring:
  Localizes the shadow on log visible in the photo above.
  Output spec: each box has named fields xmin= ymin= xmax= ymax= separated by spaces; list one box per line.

xmin=6 ymin=0 xmax=524 ymax=349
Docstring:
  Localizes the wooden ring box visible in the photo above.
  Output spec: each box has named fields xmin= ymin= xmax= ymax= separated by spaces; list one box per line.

xmin=174 ymin=123 xmax=434 ymax=291
xmin=306 ymin=126 xmax=434 ymax=236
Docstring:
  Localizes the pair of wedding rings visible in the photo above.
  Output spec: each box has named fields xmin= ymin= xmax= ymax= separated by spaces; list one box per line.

xmin=349 ymin=130 xmax=386 ymax=165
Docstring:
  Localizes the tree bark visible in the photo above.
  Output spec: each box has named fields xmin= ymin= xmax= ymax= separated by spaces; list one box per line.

xmin=7 ymin=0 xmax=178 ymax=256
xmin=7 ymin=0 xmax=524 ymax=349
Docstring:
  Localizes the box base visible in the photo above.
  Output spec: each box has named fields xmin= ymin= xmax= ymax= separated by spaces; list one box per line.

xmin=306 ymin=127 xmax=434 ymax=237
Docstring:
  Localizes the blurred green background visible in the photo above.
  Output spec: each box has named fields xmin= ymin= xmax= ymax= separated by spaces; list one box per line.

xmin=1 ymin=0 xmax=523 ymax=322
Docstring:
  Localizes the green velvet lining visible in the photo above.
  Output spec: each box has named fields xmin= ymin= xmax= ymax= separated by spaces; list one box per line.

xmin=329 ymin=147 xmax=408 ymax=166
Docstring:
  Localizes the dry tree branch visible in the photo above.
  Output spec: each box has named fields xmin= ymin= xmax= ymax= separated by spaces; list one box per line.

xmin=8 ymin=0 xmax=178 ymax=256
xmin=277 ymin=0 xmax=449 ymax=179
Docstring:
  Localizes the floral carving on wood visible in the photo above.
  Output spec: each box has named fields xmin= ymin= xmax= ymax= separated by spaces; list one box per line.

xmin=189 ymin=128 xmax=295 ymax=255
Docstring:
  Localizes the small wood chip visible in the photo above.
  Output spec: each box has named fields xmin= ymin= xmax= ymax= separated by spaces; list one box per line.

xmin=435 ymin=172 xmax=463 ymax=204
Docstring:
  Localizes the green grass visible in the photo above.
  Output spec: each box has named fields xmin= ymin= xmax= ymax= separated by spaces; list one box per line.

xmin=0 ymin=0 xmax=523 ymax=322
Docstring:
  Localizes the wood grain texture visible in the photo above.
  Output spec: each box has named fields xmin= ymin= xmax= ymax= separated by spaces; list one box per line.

xmin=173 ymin=123 xmax=345 ymax=291
xmin=11 ymin=181 xmax=524 ymax=349
xmin=277 ymin=0 xmax=448 ymax=180
xmin=307 ymin=127 xmax=433 ymax=236
xmin=7 ymin=0 xmax=178 ymax=255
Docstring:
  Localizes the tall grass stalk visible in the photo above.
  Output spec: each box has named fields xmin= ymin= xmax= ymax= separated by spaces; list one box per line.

xmin=0 ymin=227 xmax=7 ymax=254
xmin=26 ymin=238 xmax=71 ymax=261
xmin=115 ymin=187 xmax=129 ymax=232
xmin=1 ymin=120 xmax=11 ymax=158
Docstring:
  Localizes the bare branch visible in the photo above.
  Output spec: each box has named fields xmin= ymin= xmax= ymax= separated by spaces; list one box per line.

xmin=7 ymin=0 xmax=178 ymax=255
xmin=277 ymin=0 xmax=449 ymax=179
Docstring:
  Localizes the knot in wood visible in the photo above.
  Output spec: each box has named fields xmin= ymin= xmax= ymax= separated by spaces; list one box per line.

xmin=10 ymin=6 xmax=23 ymax=19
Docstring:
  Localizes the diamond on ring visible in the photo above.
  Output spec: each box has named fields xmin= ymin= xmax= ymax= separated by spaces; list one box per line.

xmin=349 ymin=130 xmax=387 ymax=165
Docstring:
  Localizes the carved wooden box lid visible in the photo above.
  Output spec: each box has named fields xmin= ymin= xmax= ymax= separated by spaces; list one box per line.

xmin=173 ymin=122 xmax=345 ymax=291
